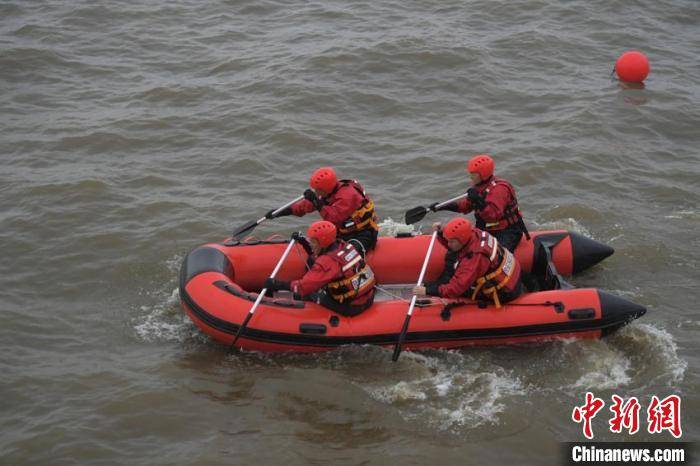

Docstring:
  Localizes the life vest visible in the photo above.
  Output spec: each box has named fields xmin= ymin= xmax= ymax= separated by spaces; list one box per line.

xmin=325 ymin=241 xmax=376 ymax=304
xmin=330 ymin=180 xmax=379 ymax=235
xmin=473 ymin=177 xmax=523 ymax=232
xmin=453 ymin=231 xmax=520 ymax=308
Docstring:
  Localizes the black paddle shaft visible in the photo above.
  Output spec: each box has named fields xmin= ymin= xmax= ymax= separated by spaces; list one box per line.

xmin=231 ymin=195 xmax=304 ymax=240
xmin=391 ymin=231 xmax=438 ymax=361
xmin=228 ymin=239 xmax=297 ymax=352
xmin=231 ymin=219 xmax=260 ymax=240
xmin=229 ymin=311 xmax=254 ymax=351
xmin=404 ymin=193 xmax=469 ymax=225
xmin=391 ymin=313 xmax=412 ymax=361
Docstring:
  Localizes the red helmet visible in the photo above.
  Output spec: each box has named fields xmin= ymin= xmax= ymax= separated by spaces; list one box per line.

xmin=310 ymin=167 xmax=338 ymax=193
xmin=466 ymin=154 xmax=494 ymax=180
xmin=442 ymin=217 xmax=473 ymax=244
xmin=307 ymin=220 xmax=337 ymax=248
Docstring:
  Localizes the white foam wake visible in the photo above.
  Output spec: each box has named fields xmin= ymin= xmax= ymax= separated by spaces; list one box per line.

xmin=132 ymin=253 xmax=205 ymax=343
xmin=362 ymin=351 xmax=524 ymax=431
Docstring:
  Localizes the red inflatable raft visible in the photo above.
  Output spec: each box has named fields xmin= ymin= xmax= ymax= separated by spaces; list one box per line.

xmin=179 ymin=230 xmax=645 ymax=353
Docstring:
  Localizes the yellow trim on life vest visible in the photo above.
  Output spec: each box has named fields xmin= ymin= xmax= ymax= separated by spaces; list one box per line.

xmin=327 ymin=265 xmax=375 ymax=303
xmin=470 ymin=246 xmax=515 ymax=309
xmin=337 ymin=198 xmax=379 ymax=235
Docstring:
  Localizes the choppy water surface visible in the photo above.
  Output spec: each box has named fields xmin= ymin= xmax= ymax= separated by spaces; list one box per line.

xmin=2 ymin=1 xmax=699 ymax=464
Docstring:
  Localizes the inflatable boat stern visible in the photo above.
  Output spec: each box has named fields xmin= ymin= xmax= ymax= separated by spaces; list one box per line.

xmin=570 ymin=232 xmax=615 ymax=274
xmin=598 ymin=290 xmax=646 ymax=336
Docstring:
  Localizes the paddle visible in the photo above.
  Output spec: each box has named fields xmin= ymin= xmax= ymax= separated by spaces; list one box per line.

xmin=231 ymin=195 xmax=304 ymax=241
xmin=229 ymin=239 xmax=297 ymax=351
xmin=404 ymin=193 xmax=469 ymax=225
xmin=392 ymin=230 xmax=439 ymax=362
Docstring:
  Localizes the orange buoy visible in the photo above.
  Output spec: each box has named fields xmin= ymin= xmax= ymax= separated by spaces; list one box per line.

xmin=615 ymin=51 xmax=650 ymax=83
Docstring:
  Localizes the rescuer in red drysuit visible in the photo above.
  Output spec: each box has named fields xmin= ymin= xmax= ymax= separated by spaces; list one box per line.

xmin=413 ymin=217 xmax=524 ymax=307
xmin=266 ymin=167 xmax=379 ymax=256
xmin=264 ymin=220 xmax=376 ymax=317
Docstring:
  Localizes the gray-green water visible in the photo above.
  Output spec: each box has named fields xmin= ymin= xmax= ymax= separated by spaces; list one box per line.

xmin=2 ymin=1 xmax=698 ymax=464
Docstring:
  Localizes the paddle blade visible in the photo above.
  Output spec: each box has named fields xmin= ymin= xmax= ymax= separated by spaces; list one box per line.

xmin=404 ymin=206 xmax=428 ymax=225
xmin=231 ymin=219 xmax=258 ymax=240
xmin=392 ymin=313 xmax=412 ymax=361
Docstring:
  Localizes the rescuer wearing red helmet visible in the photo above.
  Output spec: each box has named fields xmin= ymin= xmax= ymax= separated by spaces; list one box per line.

xmin=263 ymin=220 xmax=376 ymax=316
xmin=412 ymin=217 xmax=524 ymax=307
xmin=267 ymin=167 xmax=379 ymax=256
xmin=430 ymin=154 xmax=528 ymax=253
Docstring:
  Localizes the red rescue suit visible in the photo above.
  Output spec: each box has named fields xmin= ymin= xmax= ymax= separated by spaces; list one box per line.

xmin=454 ymin=176 xmax=523 ymax=233
xmin=290 ymin=240 xmax=375 ymax=313
xmin=427 ymin=228 xmax=523 ymax=307
xmin=291 ymin=180 xmax=379 ymax=235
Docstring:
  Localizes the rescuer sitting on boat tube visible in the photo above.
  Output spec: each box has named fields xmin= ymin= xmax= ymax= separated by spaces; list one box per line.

xmin=429 ymin=154 xmax=528 ymax=253
xmin=413 ymin=217 xmax=524 ymax=307
xmin=264 ymin=220 xmax=376 ymax=317
xmin=266 ymin=167 xmax=379 ymax=257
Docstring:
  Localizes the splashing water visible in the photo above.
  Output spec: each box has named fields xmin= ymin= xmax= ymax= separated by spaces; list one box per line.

xmin=663 ymin=210 xmax=699 ymax=220
xmin=362 ymin=350 xmax=524 ymax=431
xmin=133 ymin=287 xmax=191 ymax=342
xmin=378 ymin=217 xmax=419 ymax=237
xmin=616 ymin=323 xmax=687 ymax=388
xmin=560 ymin=323 xmax=687 ymax=392
xmin=569 ymin=346 xmax=632 ymax=390
xmin=132 ymin=253 xmax=204 ymax=343
xmin=532 ymin=217 xmax=593 ymax=238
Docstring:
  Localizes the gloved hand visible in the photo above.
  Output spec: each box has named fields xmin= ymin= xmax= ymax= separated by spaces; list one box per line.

xmin=264 ymin=277 xmax=290 ymax=292
xmin=430 ymin=201 xmax=460 ymax=213
xmin=467 ymin=188 xmax=486 ymax=210
xmin=291 ymin=232 xmax=313 ymax=255
xmin=424 ymin=282 xmax=441 ymax=296
xmin=303 ymin=188 xmax=318 ymax=203
xmin=265 ymin=206 xmax=293 ymax=219
xmin=303 ymin=189 xmax=324 ymax=210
